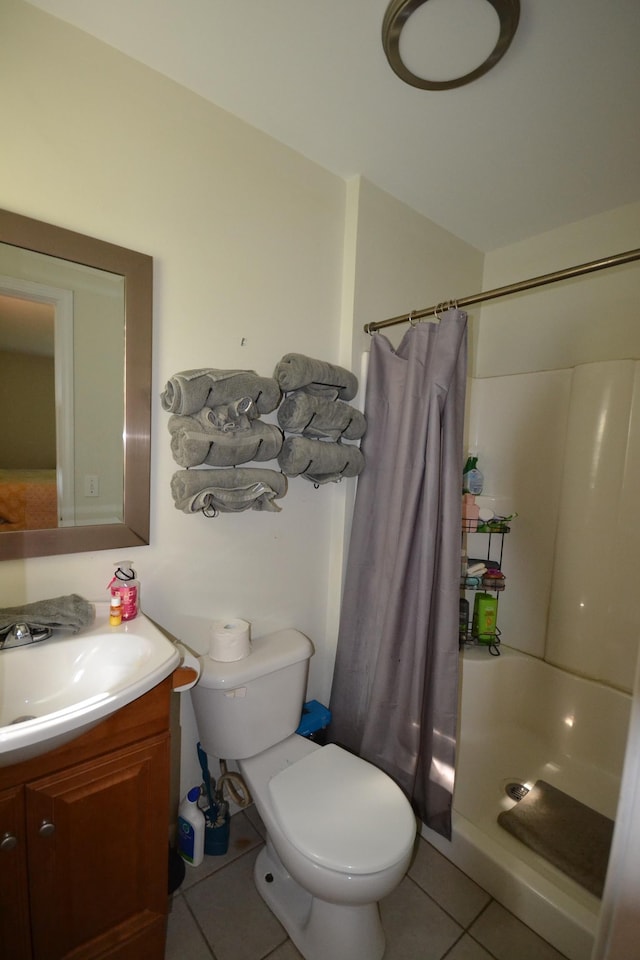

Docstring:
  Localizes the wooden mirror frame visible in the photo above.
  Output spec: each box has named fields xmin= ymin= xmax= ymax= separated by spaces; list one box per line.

xmin=0 ymin=209 xmax=152 ymax=560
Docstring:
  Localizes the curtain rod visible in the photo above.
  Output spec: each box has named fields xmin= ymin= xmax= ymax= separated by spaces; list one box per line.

xmin=364 ymin=246 xmax=640 ymax=334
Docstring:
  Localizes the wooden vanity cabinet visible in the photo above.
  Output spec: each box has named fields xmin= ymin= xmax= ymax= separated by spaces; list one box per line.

xmin=0 ymin=676 xmax=173 ymax=960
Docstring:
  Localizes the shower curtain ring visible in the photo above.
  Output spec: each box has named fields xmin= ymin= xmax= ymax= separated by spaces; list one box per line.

xmin=409 ymin=310 xmax=418 ymax=326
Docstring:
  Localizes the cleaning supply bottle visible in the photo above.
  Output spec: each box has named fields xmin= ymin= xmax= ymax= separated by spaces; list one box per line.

xmin=107 ymin=561 xmax=139 ymax=621
xmin=463 ymin=456 xmax=484 ymax=495
xmin=177 ymin=787 xmax=206 ymax=867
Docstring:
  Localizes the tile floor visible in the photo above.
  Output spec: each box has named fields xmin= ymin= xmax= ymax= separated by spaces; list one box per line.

xmin=166 ymin=807 xmax=570 ymax=960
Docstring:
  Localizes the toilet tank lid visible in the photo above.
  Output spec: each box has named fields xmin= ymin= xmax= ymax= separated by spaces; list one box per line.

xmin=195 ymin=628 xmax=313 ymax=689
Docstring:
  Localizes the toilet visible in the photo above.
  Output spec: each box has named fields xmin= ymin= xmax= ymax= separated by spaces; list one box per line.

xmin=190 ymin=627 xmax=416 ymax=960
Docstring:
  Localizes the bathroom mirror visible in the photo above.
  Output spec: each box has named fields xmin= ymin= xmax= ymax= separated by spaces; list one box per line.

xmin=0 ymin=209 xmax=152 ymax=559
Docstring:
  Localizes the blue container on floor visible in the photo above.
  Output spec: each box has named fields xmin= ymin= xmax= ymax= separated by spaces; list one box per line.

xmin=296 ymin=700 xmax=331 ymax=738
xmin=204 ymin=806 xmax=230 ymax=856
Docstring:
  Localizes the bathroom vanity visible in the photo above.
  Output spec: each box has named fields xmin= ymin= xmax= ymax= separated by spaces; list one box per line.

xmin=0 ymin=676 xmax=172 ymax=960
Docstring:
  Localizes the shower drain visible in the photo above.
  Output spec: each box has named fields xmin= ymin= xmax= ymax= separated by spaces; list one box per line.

xmin=505 ymin=782 xmax=530 ymax=802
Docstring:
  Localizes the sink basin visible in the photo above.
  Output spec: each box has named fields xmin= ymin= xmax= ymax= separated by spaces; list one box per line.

xmin=0 ymin=604 xmax=180 ymax=767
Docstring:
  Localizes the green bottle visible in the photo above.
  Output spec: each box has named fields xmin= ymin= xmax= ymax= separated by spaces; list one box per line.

xmin=472 ymin=592 xmax=498 ymax=644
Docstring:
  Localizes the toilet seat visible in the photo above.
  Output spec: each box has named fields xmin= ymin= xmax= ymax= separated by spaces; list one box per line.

xmin=268 ymin=743 xmax=415 ymax=875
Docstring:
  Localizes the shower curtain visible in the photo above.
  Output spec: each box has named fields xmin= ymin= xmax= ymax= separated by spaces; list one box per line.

xmin=329 ymin=309 xmax=467 ymax=839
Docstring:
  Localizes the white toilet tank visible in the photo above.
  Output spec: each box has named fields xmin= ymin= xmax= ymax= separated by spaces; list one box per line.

xmin=191 ymin=628 xmax=314 ymax=760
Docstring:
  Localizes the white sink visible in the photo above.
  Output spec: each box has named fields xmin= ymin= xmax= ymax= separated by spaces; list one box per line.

xmin=0 ymin=604 xmax=180 ymax=767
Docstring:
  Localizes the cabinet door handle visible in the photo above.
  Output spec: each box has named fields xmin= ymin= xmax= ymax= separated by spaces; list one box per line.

xmin=0 ymin=831 xmax=18 ymax=852
xmin=39 ymin=820 xmax=56 ymax=838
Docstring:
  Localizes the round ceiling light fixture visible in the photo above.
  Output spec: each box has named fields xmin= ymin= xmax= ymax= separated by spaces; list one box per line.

xmin=382 ymin=0 xmax=520 ymax=90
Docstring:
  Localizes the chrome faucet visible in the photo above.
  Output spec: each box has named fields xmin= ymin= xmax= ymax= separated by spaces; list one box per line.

xmin=0 ymin=622 xmax=53 ymax=650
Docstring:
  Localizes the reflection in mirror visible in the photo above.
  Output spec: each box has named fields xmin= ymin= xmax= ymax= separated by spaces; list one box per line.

xmin=0 ymin=209 xmax=152 ymax=560
xmin=0 ymin=253 xmax=124 ymax=529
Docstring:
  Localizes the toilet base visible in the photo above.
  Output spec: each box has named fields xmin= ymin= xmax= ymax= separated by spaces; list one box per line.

xmin=254 ymin=841 xmax=386 ymax=960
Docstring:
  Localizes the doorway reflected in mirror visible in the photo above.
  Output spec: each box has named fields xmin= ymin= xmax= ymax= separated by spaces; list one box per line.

xmin=0 ymin=209 xmax=151 ymax=560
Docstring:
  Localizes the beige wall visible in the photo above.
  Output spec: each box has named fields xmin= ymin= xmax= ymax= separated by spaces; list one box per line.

xmin=1 ymin=0 xmax=346 ymax=793
xmin=0 ymin=1 xmax=483 ymax=794
xmin=347 ymin=177 xmax=484 ymax=360
xmin=0 ymin=351 xmax=56 ymax=468
xmin=475 ymin=201 xmax=640 ymax=378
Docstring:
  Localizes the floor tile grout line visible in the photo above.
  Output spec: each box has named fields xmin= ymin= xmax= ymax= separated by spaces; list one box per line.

xmin=469 ymin=897 xmax=495 ymax=927
xmin=179 ymin=890 xmax=220 ymax=960
xmin=261 ymin=935 xmax=297 ymax=959
xmin=180 ymin=838 xmax=266 ymax=895
xmin=445 ymin=893 xmax=571 ymax=960
xmin=413 ymin=834 xmax=490 ymax=889
xmin=180 ymin=840 xmax=290 ymax=960
xmin=405 ymin=872 xmax=494 ymax=932
xmin=466 ymin=929 xmax=503 ymax=960
xmin=438 ymin=898 xmax=503 ymax=960
xmin=439 ymin=926 xmax=503 ymax=960
xmin=439 ymin=929 xmax=468 ymax=960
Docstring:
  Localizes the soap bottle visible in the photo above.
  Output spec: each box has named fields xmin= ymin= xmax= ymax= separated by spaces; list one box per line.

xmin=463 ymin=456 xmax=484 ymax=495
xmin=107 ymin=561 xmax=139 ymax=621
xmin=177 ymin=787 xmax=206 ymax=867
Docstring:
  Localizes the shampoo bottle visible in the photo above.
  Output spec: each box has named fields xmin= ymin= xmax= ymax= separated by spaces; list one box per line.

xmin=177 ymin=787 xmax=206 ymax=867
xmin=472 ymin=592 xmax=498 ymax=644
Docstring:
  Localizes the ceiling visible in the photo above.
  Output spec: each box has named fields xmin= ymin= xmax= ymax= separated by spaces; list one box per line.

xmin=26 ymin=0 xmax=640 ymax=252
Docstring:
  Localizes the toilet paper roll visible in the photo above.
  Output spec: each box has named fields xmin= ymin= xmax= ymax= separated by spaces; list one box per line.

xmin=208 ymin=618 xmax=251 ymax=662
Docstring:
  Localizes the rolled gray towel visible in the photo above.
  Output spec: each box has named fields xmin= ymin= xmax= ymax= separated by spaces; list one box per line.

xmin=277 ymin=391 xmax=366 ymax=441
xmin=277 ymin=437 xmax=364 ymax=484
xmin=273 ymin=354 xmax=358 ymax=401
xmin=160 ymin=369 xmax=281 ymax=415
xmin=168 ymin=414 xmax=283 ymax=468
xmin=171 ymin=469 xmax=288 ymax=514
xmin=205 ymin=398 xmax=259 ymax=432
xmin=0 ymin=594 xmax=95 ymax=635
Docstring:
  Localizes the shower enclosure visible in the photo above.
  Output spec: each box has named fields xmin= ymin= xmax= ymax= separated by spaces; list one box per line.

xmin=424 ymin=358 xmax=640 ymax=960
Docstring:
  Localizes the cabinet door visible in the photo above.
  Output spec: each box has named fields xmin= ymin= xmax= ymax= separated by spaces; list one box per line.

xmin=0 ymin=785 xmax=31 ymax=960
xmin=26 ymin=733 xmax=170 ymax=960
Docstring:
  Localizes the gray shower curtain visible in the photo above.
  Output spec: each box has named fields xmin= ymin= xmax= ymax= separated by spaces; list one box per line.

xmin=329 ymin=309 xmax=467 ymax=839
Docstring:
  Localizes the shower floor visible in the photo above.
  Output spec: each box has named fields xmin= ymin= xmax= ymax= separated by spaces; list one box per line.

xmin=423 ymin=719 xmax=620 ymax=960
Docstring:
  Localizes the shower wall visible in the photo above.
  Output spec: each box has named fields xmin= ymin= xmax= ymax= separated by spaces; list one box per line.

xmin=546 ymin=361 xmax=640 ymax=688
xmin=468 ymin=361 xmax=640 ymax=692
xmin=467 ymin=200 xmax=640 ymax=691
xmin=467 ymin=369 xmax=570 ymax=661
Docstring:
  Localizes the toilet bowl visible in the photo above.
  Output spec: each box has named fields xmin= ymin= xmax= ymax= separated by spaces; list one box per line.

xmin=243 ymin=736 xmax=416 ymax=960
xmin=190 ymin=628 xmax=417 ymax=960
